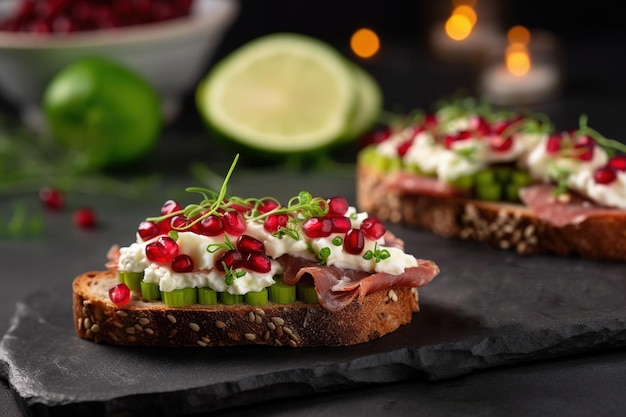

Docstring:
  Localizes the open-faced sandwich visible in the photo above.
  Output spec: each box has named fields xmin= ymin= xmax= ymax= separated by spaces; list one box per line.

xmin=73 ymin=156 xmax=439 ymax=347
xmin=357 ymin=97 xmax=626 ymax=261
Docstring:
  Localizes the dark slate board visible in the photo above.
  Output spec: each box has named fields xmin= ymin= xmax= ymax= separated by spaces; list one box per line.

xmin=2 ymin=225 xmax=626 ymax=417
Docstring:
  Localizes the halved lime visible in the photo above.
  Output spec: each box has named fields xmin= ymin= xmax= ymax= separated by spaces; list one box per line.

xmin=196 ymin=33 xmax=360 ymax=156
xmin=343 ymin=63 xmax=383 ymax=142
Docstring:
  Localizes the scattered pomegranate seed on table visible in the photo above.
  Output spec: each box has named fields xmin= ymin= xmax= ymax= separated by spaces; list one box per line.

xmin=74 ymin=207 xmax=97 ymax=229
xmin=39 ymin=186 xmax=64 ymax=210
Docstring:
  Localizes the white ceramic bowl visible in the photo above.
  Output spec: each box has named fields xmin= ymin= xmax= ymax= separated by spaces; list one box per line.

xmin=0 ymin=0 xmax=239 ymax=130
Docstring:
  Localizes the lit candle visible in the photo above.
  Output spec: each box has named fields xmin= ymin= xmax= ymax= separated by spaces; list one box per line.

xmin=428 ymin=0 xmax=505 ymax=64
xmin=480 ymin=27 xmax=562 ymax=104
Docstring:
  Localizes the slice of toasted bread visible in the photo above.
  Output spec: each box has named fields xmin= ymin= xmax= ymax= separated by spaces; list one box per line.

xmin=356 ymin=162 xmax=626 ymax=261
xmin=73 ymin=270 xmax=420 ymax=347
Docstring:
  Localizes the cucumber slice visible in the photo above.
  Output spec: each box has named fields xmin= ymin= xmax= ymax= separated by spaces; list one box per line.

xmin=119 ymin=271 xmax=143 ymax=291
xmin=269 ymin=279 xmax=297 ymax=304
xmin=140 ymin=281 xmax=160 ymax=301
xmin=245 ymin=288 xmax=269 ymax=306
xmin=196 ymin=33 xmax=359 ymax=156
xmin=220 ymin=292 xmax=244 ymax=305
xmin=198 ymin=287 xmax=218 ymax=305
xmin=476 ymin=183 xmax=502 ymax=201
xmin=296 ymin=280 xmax=319 ymax=304
xmin=162 ymin=288 xmax=198 ymax=307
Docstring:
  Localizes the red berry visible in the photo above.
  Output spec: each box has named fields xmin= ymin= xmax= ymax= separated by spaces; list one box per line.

xmin=39 ymin=187 xmax=63 ymax=210
xmin=237 ymin=234 xmax=265 ymax=253
xmin=222 ymin=211 xmax=246 ymax=235
xmin=264 ymin=213 xmax=289 ymax=233
xmin=593 ymin=167 xmax=617 ymax=185
xmin=74 ymin=207 xmax=97 ymax=229
xmin=160 ymin=199 xmax=181 ymax=215
xmin=244 ymin=252 xmax=272 ymax=273
xmin=343 ymin=229 xmax=365 ymax=255
xmin=195 ymin=215 xmax=224 ymax=236
xmin=215 ymin=250 xmax=243 ymax=272
xmin=546 ymin=134 xmax=561 ymax=154
xmin=360 ymin=217 xmax=386 ymax=240
xmin=109 ymin=283 xmax=131 ymax=306
xmin=171 ymin=254 xmax=194 ymax=273
xmin=145 ymin=236 xmax=179 ymax=263
xmin=330 ymin=216 xmax=352 ymax=233
xmin=326 ymin=196 xmax=349 ymax=216
xmin=302 ymin=217 xmax=333 ymax=238
xmin=137 ymin=221 xmax=160 ymax=241
xmin=608 ymin=155 xmax=626 ymax=171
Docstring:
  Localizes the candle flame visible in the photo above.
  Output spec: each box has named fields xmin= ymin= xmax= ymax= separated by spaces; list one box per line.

xmin=505 ymin=26 xmax=531 ymax=77
xmin=444 ymin=5 xmax=477 ymax=41
xmin=350 ymin=28 xmax=380 ymax=59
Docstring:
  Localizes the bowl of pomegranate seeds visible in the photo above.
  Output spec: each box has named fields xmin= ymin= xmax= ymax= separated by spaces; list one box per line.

xmin=0 ymin=0 xmax=239 ymax=129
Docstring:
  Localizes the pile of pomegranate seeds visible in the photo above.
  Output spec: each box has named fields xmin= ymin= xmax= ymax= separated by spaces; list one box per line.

xmin=0 ymin=0 xmax=194 ymax=34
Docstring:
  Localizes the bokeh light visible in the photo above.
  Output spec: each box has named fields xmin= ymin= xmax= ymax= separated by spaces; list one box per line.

xmin=350 ymin=28 xmax=380 ymax=58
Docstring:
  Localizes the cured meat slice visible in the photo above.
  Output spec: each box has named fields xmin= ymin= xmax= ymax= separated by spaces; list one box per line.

xmin=519 ymin=184 xmax=626 ymax=227
xmin=384 ymin=171 xmax=470 ymax=198
xmin=279 ymin=255 xmax=439 ymax=312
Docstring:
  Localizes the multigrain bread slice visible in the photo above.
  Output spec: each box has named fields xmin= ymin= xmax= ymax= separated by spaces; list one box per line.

xmin=357 ymin=162 xmax=626 ymax=261
xmin=73 ymin=270 xmax=420 ymax=347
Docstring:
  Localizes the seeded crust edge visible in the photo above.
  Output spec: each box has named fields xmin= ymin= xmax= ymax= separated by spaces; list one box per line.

xmin=356 ymin=162 xmax=626 ymax=261
xmin=73 ymin=270 xmax=420 ymax=347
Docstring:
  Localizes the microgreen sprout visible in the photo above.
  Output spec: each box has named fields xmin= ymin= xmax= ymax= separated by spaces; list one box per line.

xmin=363 ymin=243 xmax=391 ymax=263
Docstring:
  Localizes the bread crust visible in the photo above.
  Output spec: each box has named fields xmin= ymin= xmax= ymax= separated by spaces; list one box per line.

xmin=73 ymin=270 xmax=420 ymax=347
xmin=357 ymin=162 xmax=626 ymax=261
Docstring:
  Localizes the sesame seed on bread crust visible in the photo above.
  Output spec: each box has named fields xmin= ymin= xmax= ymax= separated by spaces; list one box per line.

xmin=356 ymin=162 xmax=626 ymax=261
xmin=73 ymin=270 xmax=420 ymax=347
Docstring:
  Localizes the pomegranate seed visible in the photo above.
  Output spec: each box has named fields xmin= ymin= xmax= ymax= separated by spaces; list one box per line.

xmin=593 ymin=167 xmax=617 ymax=185
xmin=137 ymin=221 xmax=160 ymax=241
xmin=109 ymin=283 xmax=131 ymax=306
xmin=302 ymin=217 xmax=333 ymax=238
xmin=171 ymin=254 xmax=194 ymax=273
xmin=444 ymin=130 xmax=472 ymax=149
xmin=195 ymin=215 xmax=223 ymax=236
xmin=397 ymin=139 xmax=413 ymax=156
xmin=343 ymin=229 xmax=365 ymax=255
xmin=423 ymin=113 xmax=438 ymax=130
xmin=169 ymin=214 xmax=188 ymax=230
xmin=608 ymin=155 xmax=626 ymax=171
xmin=157 ymin=219 xmax=171 ymax=235
xmin=229 ymin=201 xmax=252 ymax=213
xmin=574 ymin=135 xmax=595 ymax=161
xmin=326 ymin=196 xmax=349 ymax=216
xmin=160 ymin=199 xmax=181 ymax=215
xmin=215 ymin=250 xmax=243 ymax=272
xmin=490 ymin=135 xmax=513 ymax=152
xmin=145 ymin=236 xmax=179 ymax=263
xmin=546 ymin=134 xmax=562 ymax=154
xmin=360 ymin=217 xmax=386 ymax=240
xmin=257 ymin=199 xmax=279 ymax=214
xmin=222 ymin=211 xmax=246 ymax=235
xmin=264 ymin=213 xmax=289 ymax=233
xmin=469 ymin=115 xmax=490 ymax=136
xmin=330 ymin=216 xmax=352 ymax=233
xmin=359 ymin=128 xmax=392 ymax=148
xmin=74 ymin=207 xmax=97 ymax=229
xmin=244 ymin=252 xmax=272 ymax=273
xmin=39 ymin=186 xmax=63 ymax=210
xmin=237 ymin=234 xmax=265 ymax=253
